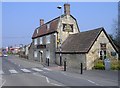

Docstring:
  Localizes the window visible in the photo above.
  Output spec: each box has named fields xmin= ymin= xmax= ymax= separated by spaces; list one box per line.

xmin=40 ymin=37 xmax=43 ymax=44
xmin=34 ymin=38 xmax=37 ymax=45
xmin=111 ymin=52 xmax=116 ymax=56
xmin=47 ymin=23 xmax=50 ymax=29
xmin=99 ymin=43 xmax=106 ymax=60
xmin=36 ymin=28 xmax=39 ymax=34
xmin=46 ymin=35 xmax=50 ymax=44
xmin=46 ymin=50 xmax=50 ymax=58
xmin=34 ymin=51 xmax=37 ymax=57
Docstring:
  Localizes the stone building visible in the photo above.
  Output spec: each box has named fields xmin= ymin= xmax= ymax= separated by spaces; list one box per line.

xmin=30 ymin=4 xmax=79 ymax=63
xmin=56 ymin=27 xmax=118 ymax=70
xmin=29 ymin=3 xmax=118 ymax=69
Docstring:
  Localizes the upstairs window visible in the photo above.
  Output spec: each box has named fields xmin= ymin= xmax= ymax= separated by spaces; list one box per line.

xmin=34 ymin=38 xmax=37 ymax=45
xmin=46 ymin=35 xmax=50 ymax=44
xmin=37 ymin=29 xmax=38 ymax=34
xmin=47 ymin=23 xmax=50 ymax=29
xmin=40 ymin=37 xmax=43 ymax=44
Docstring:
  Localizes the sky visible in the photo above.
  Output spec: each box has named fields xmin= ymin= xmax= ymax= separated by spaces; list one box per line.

xmin=2 ymin=2 xmax=118 ymax=48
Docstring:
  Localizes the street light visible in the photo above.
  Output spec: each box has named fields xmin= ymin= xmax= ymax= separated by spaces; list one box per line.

xmin=57 ymin=5 xmax=62 ymax=66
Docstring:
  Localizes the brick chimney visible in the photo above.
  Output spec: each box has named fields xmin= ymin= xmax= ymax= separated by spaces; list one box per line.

xmin=64 ymin=3 xmax=70 ymax=15
xmin=40 ymin=19 xmax=44 ymax=26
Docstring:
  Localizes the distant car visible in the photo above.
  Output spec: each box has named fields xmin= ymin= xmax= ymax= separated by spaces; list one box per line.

xmin=3 ymin=54 xmax=8 ymax=57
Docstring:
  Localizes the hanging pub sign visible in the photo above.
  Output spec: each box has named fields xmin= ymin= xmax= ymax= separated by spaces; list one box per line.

xmin=63 ymin=24 xmax=73 ymax=32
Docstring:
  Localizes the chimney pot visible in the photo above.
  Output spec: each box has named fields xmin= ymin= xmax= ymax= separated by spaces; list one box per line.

xmin=40 ymin=19 xmax=44 ymax=26
xmin=64 ymin=4 xmax=70 ymax=15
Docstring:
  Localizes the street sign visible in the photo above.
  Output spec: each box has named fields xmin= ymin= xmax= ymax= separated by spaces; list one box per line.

xmin=104 ymin=58 xmax=111 ymax=70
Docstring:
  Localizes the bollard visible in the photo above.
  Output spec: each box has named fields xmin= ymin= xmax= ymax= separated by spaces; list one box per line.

xmin=48 ymin=58 xmax=49 ymax=66
xmin=81 ymin=63 xmax=83 ymax=74
xmin=60 ymin=56 xmax=62 ymax=66
xmin=64 ymin=60 xmax=66 ymax=71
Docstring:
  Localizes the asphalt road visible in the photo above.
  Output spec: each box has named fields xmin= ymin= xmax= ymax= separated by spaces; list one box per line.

xmin=0 ymin=55 xmax=119 ymax=87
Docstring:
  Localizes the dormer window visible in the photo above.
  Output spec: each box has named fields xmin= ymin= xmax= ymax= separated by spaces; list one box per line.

xmin=47 ymin=23 xmax=50 ymax=29
xmin=34 ymin=38 xmax=37 ymax=45
xmin=36 ymin=28 xmax=39 ymax=34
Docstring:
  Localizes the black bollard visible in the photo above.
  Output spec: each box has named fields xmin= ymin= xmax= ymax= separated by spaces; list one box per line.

xmin=46 ymin=58 xmax=47 ymax=63
xmin=60 ymin=56 xmax=62 ymax=66
xmin=48 ymin=58 xmax=49 ymax=66
xmin=81 ymin=63 xmax=83 ymax=74
xmin=64 ymin=60 xmax=66 ymax=71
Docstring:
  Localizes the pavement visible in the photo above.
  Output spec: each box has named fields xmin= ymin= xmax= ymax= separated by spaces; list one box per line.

xmin=0 ymin=55 xmax=119 ymax=87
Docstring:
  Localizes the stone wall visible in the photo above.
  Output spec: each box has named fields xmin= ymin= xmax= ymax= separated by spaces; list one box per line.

xmin=56 ymin=53 xmax=86 ymax=69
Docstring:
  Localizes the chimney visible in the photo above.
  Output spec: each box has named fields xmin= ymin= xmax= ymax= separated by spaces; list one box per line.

xmin=64 ymin=3 xmax=70 ymax=15
xmin=40 ymin=19 xmax=44 ymax=26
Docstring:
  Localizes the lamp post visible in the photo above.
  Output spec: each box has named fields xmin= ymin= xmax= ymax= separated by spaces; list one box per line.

xmin=57 ymin=5 xmax=62 ymax=66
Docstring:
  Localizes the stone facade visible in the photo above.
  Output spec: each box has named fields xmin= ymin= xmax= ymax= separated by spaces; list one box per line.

xmin=56 ymin=54 xmax=86 ymax=69
xmin=86 ymin=31 xmax=118 ymax=70
xmin=57 ymin=15 xmax=79 ymax=45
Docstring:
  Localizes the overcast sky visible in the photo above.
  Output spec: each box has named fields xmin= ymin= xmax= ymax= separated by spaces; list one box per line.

xmin=2 ymin=2 xmax=118 ymax=47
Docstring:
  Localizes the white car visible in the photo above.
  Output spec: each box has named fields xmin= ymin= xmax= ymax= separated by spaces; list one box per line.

xmin=3 ymin=54 xmax=8 ymax=57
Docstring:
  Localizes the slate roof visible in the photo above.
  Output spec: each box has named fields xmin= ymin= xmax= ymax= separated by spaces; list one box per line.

xmin=32 ymin=16 xmax=60 ymax=39
xmin=57 ymin=27 xmax=118 ymax=54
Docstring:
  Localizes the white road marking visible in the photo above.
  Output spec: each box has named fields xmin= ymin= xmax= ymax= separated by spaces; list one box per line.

xmin=32 ymin=73 xmax=45 ymax=78
xmin=9 ymin=69 xmax=18 ymax=74
xmin=61 ymin=72 xmax=100 ymax=86
xmin=50 ymin=82 xmax=62 ymax=86
xmin=46 ymin=77 xmax=50 ymax=83
xmin=87 ymin=79 xmax=99 ymax=86
xmin=33 ymin=73 xmax=62 ymax=86
xmin=32 ymin=68 xmax=43 ymax=72
xmin=45 ymin=77 xmax=62 ymax=86
xmin=0 ymin=70 xmax=4 ymax=75
xmin=0 ymin=78 xmax=6 ymax=87
xmin=43 ymin=68 xmax=52 ymax=71
xmin=21 ymin=69 xmax=31 ymax=73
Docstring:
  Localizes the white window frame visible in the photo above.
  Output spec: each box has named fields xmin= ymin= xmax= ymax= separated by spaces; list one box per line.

xmin=46 ymin=50 xmax=50 ymax=59
xmin=46 ymin=35 xmax=50 ymax=44
xmin=47 ymin=23 xmax=50 ymax=29
xmin=34 ymin=51 xmax=37 ymax=58
xmin=34 ymin=38 xmax=37 ymax=45
xmin=40 ymin=37 xmax=43 ymax=44
xmin=37 ymin=29 xmax=38 ymax=33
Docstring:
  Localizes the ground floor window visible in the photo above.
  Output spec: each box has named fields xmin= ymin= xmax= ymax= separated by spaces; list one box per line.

xmin=46 ymin=50 xmax=50 ymax=59
xmin=99 ymin=50 xmax=106 ymax=60
xmin=34 ymin=51 xmax=37 ymax=58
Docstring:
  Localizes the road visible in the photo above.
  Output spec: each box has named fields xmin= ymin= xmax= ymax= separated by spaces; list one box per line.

xmin=0 ymin=55 xmax=119 ymax=87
